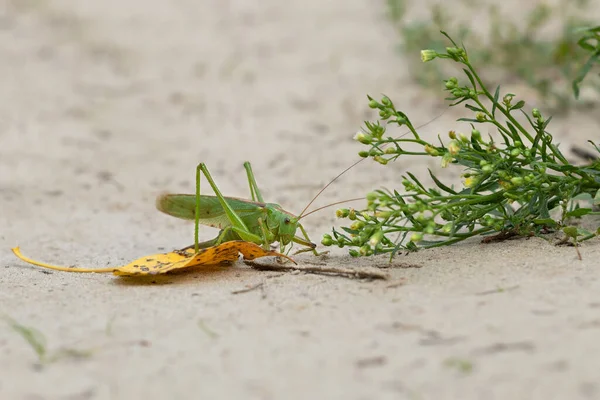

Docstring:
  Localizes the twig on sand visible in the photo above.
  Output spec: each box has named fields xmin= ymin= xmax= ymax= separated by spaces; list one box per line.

xmin=385 ymin=278 xmax=408 ymax=288
xmin=244 ymin=261 xmax=388 ymax=280
xmin=231 ymin=282 xmax=264 ymax=294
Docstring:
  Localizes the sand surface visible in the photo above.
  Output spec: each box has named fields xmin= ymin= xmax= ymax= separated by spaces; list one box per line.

xmin=1 ymin=1 xmax=600 ymax=399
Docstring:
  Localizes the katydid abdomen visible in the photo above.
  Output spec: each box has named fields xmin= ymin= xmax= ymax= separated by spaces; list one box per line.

xmin=157 ymin=194 xmax=269 ymax=230
xmin=157 ymin=194 xmax=295 ymax=246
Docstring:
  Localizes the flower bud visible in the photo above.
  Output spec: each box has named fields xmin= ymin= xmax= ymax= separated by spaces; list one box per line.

xmin=336 ymin=208 xmax=350 ymax=218
xmin=464 ymin=176 xmax=477 ymax=188
xmin=451 ymin=88 xmax=464 ymax=97
xmin=420 ymin=49 xmax=438 ymax=62
xmin=366 ymin=192 xmax=378 ymax=201
xmin=445 ymin=79 xmax=457 ymax=90
xmin=395 ymin=116 xmax=407 ymax=125
xmin=441 ymin=153 xmax=454 ymax=168
xmin=410 ymin=232 xmax=423 ymax=242
xmin=370 ymin=124 xmax=385 ymax=138
xmin=321 ymin=235 xmax=333 ymax=246
xmin=446 ymin=47 xmax=460 ymax=58
xmin=359 ymin=245 xmax=371 ymax=256
xmin=348 ymin=209 xmax=357 ymax=220
xmin=369 ymin=229 xmax=384 ymax=247
xmin=353 ymin=132 xmax=372 ymax=145
xmin=424 ymin=144 xmax=440 ymax=156
xmin=447 ymin=140 xmax=461 ymax=155
xmin=374 ymin=211 xmax=394 ymax=219
xmin=350 ymin=221 xmax=365 ymax=230
xmin=373 ymin=156 xmax=388 ymax=165
xmin=510 ymin=177 xmax=524 ymax=186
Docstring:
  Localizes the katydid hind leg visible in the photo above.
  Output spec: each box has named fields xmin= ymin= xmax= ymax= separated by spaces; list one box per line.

xmin=183 ymin=228 xmax=248 ymax=252
xmin=230 ymin=226 xmax=264 ymax=245
xmin=194 ymin=163 xmax=258 ymax=252
xmin=243 ymin=161 xmax=265 ymax=203
xmin=180 ymin=236 xmax=220 ymax=252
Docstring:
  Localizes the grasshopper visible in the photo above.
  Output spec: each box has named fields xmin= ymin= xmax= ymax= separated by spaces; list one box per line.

xmin=156 ymin=162 xmax=322 ymax=255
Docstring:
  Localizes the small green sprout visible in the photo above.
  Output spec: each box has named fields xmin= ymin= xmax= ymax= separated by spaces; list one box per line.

xmin=444 ymin=357 xmax=474 ymax=374
xmin=4 ymin=316 xmax=94 ymax=365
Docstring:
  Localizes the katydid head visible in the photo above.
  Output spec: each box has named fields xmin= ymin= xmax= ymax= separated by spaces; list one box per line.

xmin=278 ymin=215 xmax=299 ymax=246
xmin=265 ymin=205 xmax=299 ymax=246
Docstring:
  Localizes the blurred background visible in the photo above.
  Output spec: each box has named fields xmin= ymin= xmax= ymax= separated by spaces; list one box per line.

xmin=1 ymin=1 xmax=600 ymax=399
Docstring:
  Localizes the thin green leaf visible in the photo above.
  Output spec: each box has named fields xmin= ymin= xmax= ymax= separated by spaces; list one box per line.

xmin=565 ymin=208 xmax=592 ymax=218
xmin=465 ymin=104 xmax=483 ymax=113
xmin=491 ymin=85 xmax=500 ymax=118
xmin=572 ymin=50 xmax=600 ymax=99
xmin=511 ymin=100 xmax=525 ymax=110
xmin=440 ymin=30 xmax=458 ymax=47
xmin=428 ymin=170 xmax=457 ymax=194
xmin=463 ymin=68 xmax=476 ymax=88
xmin=406 ymin=172 xmax=427 ymax=191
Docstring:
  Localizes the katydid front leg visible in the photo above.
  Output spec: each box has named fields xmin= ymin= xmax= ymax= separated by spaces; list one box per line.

xmin=245 ymin=161 xmax=320 ymax=255
xmin=291 ymin=223 xmax=327 ymax=256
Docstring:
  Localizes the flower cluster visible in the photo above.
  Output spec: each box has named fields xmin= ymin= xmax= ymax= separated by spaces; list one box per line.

xmin=322 ymin=33 xmax=600 ymax=258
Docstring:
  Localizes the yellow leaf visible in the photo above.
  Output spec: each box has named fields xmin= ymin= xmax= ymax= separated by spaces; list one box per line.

xmin=12 ymin=241 xmax=295 ymax=277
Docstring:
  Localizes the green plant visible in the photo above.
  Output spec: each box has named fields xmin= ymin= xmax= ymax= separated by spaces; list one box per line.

xmin=5 ymin=317 xmax=48 ymax=363
xmin=444 ymin=357 xmax=474 ymax=374
xmin=388 ymin=0 xmax=600 ymax=111
xmin=573 ymin=25 xmax=600 ymax=98
xmin=4 ymin=316 xmax=93 ymax=365
xmin=321 ymin=32 xmax=600 ymax=258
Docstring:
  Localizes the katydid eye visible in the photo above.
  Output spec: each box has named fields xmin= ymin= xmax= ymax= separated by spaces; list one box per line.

xmin=284 ymin=218 xmax=290 ymax=224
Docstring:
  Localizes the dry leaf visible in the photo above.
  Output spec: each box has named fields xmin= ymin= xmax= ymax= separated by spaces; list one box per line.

xmin=12 ymin=241 xmax=295 ymax=277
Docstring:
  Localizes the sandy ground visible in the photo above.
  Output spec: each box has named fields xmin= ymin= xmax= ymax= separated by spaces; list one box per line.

xmin=1 ymin=1 xmax=600 ymax=399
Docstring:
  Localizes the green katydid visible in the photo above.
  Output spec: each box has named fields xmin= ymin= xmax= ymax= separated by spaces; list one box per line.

xmin=156 ymin=162 xmax=340 ymax=255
